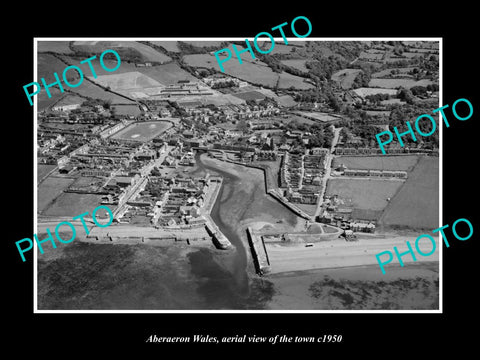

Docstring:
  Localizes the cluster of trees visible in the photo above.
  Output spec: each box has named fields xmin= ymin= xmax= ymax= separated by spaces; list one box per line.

xmin=211 ymin=80 xmax=237 ymax=89
xmin=305 ymin=55 xmax=348 ymax=81
xmin=388 ymin=103 xmax=439 ymax=148
xmin=82 ymin=99 xmax=112 ymax=109
xmin=365 ymin=93 xmax=391 ymax=104
xmin=352 ymin=70 xmax=371 ymax=89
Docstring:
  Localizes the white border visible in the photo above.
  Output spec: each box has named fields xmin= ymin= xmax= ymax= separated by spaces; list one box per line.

xmin=33 ymin=37 xmax=443 ymax=314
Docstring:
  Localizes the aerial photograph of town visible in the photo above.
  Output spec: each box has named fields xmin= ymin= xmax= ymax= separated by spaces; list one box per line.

xmin=35 ymin=39 xmax=440 ymax=310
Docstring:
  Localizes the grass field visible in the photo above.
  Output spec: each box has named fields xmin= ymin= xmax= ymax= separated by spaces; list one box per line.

xmin=43 ymin=192 xmax=106 ymax=217
xmin=379 ymin=156 xmax=439 ymax=230
xmin=293 ymin=111 xmax=339 ymax=122
xmin=183 ymin=41 xmax=225 ymax=48
xmin=278 ymin=71 xmax=314 ymax=89
xmin=150 ymin=41 xmax=181 ymax=52
xmin=37 ymin=165 xmax=57 ymax=183
xmin=38 ymin=53 xmax=71 ymax=83
xmin=184 ymin=53 xmax=279 ymax=88
xmin=112 ymin=104 xmax=142 ymax=116
xmin=38 ymin=41 xmax=74 ymax=54
xmin=281 ymin=59 xmax=308 ymax=72
xmin=359 ymin=51 xmax=383 ymax=61
xmin=372 ymin=67 xmax=416 ymax=78
xmin=52 ymin=94 xmax=85 ymax=107
xmin=111 ymin=121 xmax=172 ymax=142
xmin=333 ymin=155 xmax=419 ymax=171
xmin=38 ymin=177 xmax=75 ymax=213
xmin=67 ymin=79 xmax=136 ymax=104
xmin=232 ymin=91 xmax=266 ymax=101
xmin=331 ymin=69 xmax=362 ymax=89
xmin=353 ymin=87 xmax=398 ymax=98
xmin=139 ymin=63 xmax=198 ymax=85
xmin=71 ymin=41 xmax=172 ymax=63
xmin=326 ymin=178 xmax=403 ymax=211
xmin=91 ymin=72 xmax=163 ymax=92
xmin=368 ymin=78 xmax=435 ymax=89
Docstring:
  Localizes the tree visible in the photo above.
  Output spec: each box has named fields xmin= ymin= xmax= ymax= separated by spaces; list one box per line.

xmin=236 ymin=119 xmax=249 ymax=133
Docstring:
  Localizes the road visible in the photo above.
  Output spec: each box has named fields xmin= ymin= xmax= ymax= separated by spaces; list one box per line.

xmin=313 ymin=126 xmax=341 ymax=219
xmin=264 ymin=235 xmax=440 ymax=275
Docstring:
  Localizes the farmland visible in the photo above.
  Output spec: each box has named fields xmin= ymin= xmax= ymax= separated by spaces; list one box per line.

xmin=67 ymin=79 xmax=137 ymax=104
xmin=112 ymin=104 xmax=142 ymax=116
xmin=37 ymin=165 xmax=57 ymax=183
xmin=52 ymin=94 xmax=85 ymax=107
xmin=71 ymin=41 xmax=172 ymax=63
xmin=111 ymin=121 xmax=172 ymax=142
xmin=333 ymin=155 xmax=420 ymax=171
xmin=232 ymin=91 xmax=266 ymax=101
xmin=38 ymin=41 xmax=74 ymax=54
xmin=184 ymin=53 xmax=278 ymax=88
xmin=372 ymin=67 xmax=416 ymax=78
xmin=326 ymin=178 xmax=403 ymax=212
xmin=293 ymin=111 xmax=340 ymax=122
xmin=91 ymin=72 xmax=162 ymax=90
xmin=331 ymin=69 xmax=362 ymax=89
xmin=43 ymin=192 xmax=107 ymax=217
xmin=281 ymin=59 xmax=308 ymax=72
xmin=150 ymin=41 xmax=181 ymax=52
xmin=368 ymin=78 xmax=435 ymax=89
xmin=38 ymin=177 xmax=75 ymax=213
xmin=379 ymin=156 xmax=439 ymax=230
xmin=353 ymin=87 xmax=398 ymax=98
xmin=277 ymin=71 xmax=314 ymax=89
xmin=139 ymin=63 xmax=197 ymax=85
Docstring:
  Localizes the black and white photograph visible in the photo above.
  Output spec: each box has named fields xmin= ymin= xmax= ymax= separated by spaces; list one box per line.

xmin=5 ymin=5 xmax=478 ymax=354
xmin=33 ymin=38 xmax=441 ymax=311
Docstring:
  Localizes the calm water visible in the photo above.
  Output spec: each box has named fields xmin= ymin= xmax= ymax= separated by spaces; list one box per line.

xmin=188 ymin=154 xmax=300 ymax=309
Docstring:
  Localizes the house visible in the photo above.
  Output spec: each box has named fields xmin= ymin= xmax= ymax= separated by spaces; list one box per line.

xmin=115 ymin=176 xmax=134 ymax=187
xmin=182 ymin=130 xmax=194 ymax=139
xmin=312 ymin=176 xmax=322 ymax=186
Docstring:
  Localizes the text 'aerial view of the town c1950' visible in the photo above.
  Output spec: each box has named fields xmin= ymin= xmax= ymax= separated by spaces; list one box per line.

xmin=36 ymin=39 xmax=440 ymax=311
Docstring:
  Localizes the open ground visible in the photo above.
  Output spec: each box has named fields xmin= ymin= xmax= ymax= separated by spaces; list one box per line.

xmin=111 ymin=121 xmax=172 ymax=142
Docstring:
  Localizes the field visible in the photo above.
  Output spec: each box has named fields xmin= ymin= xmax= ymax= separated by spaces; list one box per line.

xmin=112 ymin=104 xmax=141 ymax=116
xmin=368 ymin=78 xmax=435 ymax=89
xmin=52 ymin=94 xmax=85 ymax=107
xmin=150 ymin=41 xmax=181 ymax=52
xmin=333 ymin=155 xmax=419 ymax=171
xmin=92 ymin=72 xmax=163 ymax=90
xmin=38 ymin=41 xmax=74 ymax=54
xmin=71 ymin=41 xmax=172 ymax=63
xmin=358 ymin=51 xmax=384 ymax=61
xmin=138 ymin=63 xmax=198 ymax=85
xmin=277 ymin=71 xmax=314 ymax=89
xmin=111 ymin=121 xmax=172 ymax=142
xmin=257 ymin=43 xmax=294 ymax=55
xmin=326 ymin=178 xmax=403 ymax=211
xmin=379 ymin=156 xmax=439 ymax=230
xmin=37 ymin=165 xmax=57 ymax=183
xmin=37 ymin=177 xmax=75 ymax=213
xmin=353 ymin=87 xmax=398 ymax=98
xmin=184 ymin=53 xmax=313 ymax=89
xmin=372 ymin=67 xmax=416 ymax=78
xmin=184 ymin=53 xmax=278 ymax=87
xmin=67 ymin=79 xmax=137 ymax=104
xmin=281 ymin=59 xmax=308 ymax=72
xmin=331 ymin=69 xmax=362 ymax=89
xmin=232 ymin=91 xmax=265 ymax=101
xmin=43 ymin=192 xmax=106 ymax=217
xmin=293 ymin=111 xmax=339 ymax=122
xmin=38 ymin=53 xmax=71 ymax=83
xmin=183 ymin=41 xmax=225 ymax=48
